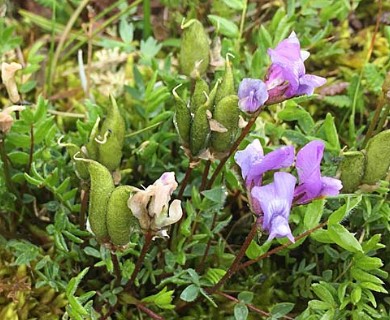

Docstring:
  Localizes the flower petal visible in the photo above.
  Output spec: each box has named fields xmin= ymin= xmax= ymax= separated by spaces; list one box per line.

xmin=296 ymin=74 xmax=327 ymax=96
xmin=320 ymin=176 xmax=343 ymax=197
xmin=296 ymin=140 xmax=324 ymax=184
xmin=251 ymin=145 xmax=295 ymax=177
xmin=234 ymin=139 xmax=264 ymax=186
xmin=238 ymin=78 xmax=268 ymax=113
xmin=268 ymin=215 xmax=295 ymax=243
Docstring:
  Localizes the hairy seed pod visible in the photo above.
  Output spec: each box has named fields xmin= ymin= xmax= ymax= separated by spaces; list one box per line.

xmin=361 ymin=129 xmax=390 ymax=184
xmin=86 ymin=117 xmax=100 ymax=160
xmin=339 ymin=151 xmax=366 ymax=192
xmin=210 ymin=95 xmax=239 ymax=153
xmin=65 ymin=144 xmax=89 ymax=180
xmin=173 ymin=91 xmax=191 ymax=146
xmin=191 ymin=78 xmax=209 ymax=113
xmin=214 ymin=59 xmax=235 ymax=104
xmin=179 ymin=19 xmax=210 ymax=78
xmin=204 ymin=80 xmax=220 ymax=111
xmin=107 ymin=185 xmax=139 ymax=245
xmin=190 ymin=105 xmax=210 ymax=157
xmin=98 ymin=95 xmax=126 ymax=171
xmin=87 ymin=160 xmax=115 ymax=242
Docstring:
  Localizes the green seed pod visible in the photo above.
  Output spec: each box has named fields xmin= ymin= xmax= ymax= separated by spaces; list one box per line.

xmin=214 ymin=58 xmax=235 ymax=104
xmin=65 ymin=144 xmax=89 ymax=180
xmin=339 ymin=151 xmax=366 ymax=192
xmin=210 ymin=95 xmax=239 ymax=153
xmin=87 ymin=160 xmax=115 ymax=242
xmin=98 ymin=95 xmax=126 ymax=171
xmin=361 ymin=130 xmax=390 ymax=184
xmin=190 ymin=105 xmax=210 ymax=157
xmin=173 ymin=87 xmax=191 ymax=146
xmin=204 ymin=79 xmax=220 ymax=111
xmin=190 ymin=78 xmax=209 ymax=113
xmin=107 ymin=185 xmax=139 ymax=246
xmin=179 ymin=19 xmax=210 ymax=78
xmin=86 ymin=117 xmax=100 ymax=160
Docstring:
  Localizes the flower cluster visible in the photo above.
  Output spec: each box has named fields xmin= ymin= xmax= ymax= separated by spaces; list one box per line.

xmin=235 ymin=140 xmax=342 ymax=242
xmin=238 ymin=32 xmax=326 ymax=113
xmin=128 ymin=172 xmax=183 ymax=239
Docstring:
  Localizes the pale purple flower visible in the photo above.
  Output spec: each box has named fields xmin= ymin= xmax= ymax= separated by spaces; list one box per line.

xmin=265 ymin=32 xmax=326 ymax=100
xmin=234 ymin=139 xmax=295 ymax=189
xmin=252 ymin=172 xmax=296 ymax=242
xmin=238 ymin=78 xmax=269 ymax=113
xmin=294 ymin=140 xmax=342 ymax=204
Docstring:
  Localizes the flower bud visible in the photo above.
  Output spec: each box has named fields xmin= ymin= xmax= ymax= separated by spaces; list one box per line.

xmin=179 ymin=19 xmax=210 ymax=78
xmin=339 ymin=151 xmax=365 ymax=192
xmin=1 ymin=62 xmax=22 ymax=104
xmin=210 ymin=95 xmax=239 ymax=154
xmin=361 ymin=130 xmax=390 ymax=184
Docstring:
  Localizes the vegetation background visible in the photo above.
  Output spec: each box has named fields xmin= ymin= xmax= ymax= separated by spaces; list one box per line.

xmin=0 ymin=0 xmax=389 ymax=319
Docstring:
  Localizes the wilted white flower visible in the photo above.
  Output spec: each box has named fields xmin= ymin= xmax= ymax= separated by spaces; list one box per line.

xmin=128 ymin=172 xmax=183 ymax=239
xmin=1 ymin=62 xmax=22 ymax=103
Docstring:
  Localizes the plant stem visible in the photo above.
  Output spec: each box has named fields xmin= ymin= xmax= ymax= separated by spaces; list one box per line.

xmin=235 ymin=0 xmax=248 ymax=52
xmin=362 ymin=95 xmax=385 ymax=148
xmin=137 ymin=303 xmax=165 ymax=320
xmin=206 ymin=221 xmax=258 ymax=295
xmin=373 ymin=102 xmax=389 ymax=135
xmin=200 ymin=160 xmax=211 ymax=192
xmin=217 ymin=291 xmax=294 ymax=319
xmin=126 ymin=230 xmax=153 ymax=291
xmin=111 ymin=252 xmax=121 ymax=286
xmin=26 ymin=124 xmax=34 ymax=174
xmin=196 ymin=211 xmax=218 ymax=272
xmin=79 ymin=183 xmax=89 ymax=230
xmin=206 ymin=115 xmax=258 ymax=190
xmin=0 ymin=136 xmax=18 ymax=196
xmin=177 ymin=164 xmax=193 ymax=200
xmin=143 ymin=0 xmax=152 ymax=39
xmin=237 ymin=221 xmax=328 ymax=271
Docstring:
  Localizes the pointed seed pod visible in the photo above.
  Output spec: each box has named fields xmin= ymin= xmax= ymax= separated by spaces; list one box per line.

xmin=66 ymin=144 xmax=89 ymax=180
xmin=86 ymin=160 xmax=115 ymax=242
xmin=339 ymin=151 xmax=366 ymax=192
xmin=190 ymin=105 xmax=210 ymax=157
xmin=98 ymin=95 xmax=126 ymax=171
xmin=204 ymin=79 xmax=220 ymax=111
xmin=190 ymin=78 xmax=209 ymax=113
xmin=210 ymin=95 xmax=239 ymax=153
xmin=214 ymin=57 xmax=235 ymax=104
xmin=179 ymin=19 xmax=210 ymax=78
xmin=361 ymin=130 xmax=390 ymax=184
xmin=86 ymin=117 xmax=100 ymax=160
xmin=107 ymin=185 xmax=139 ymax=246
xmin=173 ymin=86 xmax=191 ymax=146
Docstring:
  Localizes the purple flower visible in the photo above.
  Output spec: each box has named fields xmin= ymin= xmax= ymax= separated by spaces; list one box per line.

xmin=238 ymin=78 xmax=269 ymax=113
xmin=294 ymin=140 xmax=342 ymax=204
xmin=252 ymin=172 xmax=296 ymax=242
xmin=234 ymin=139 xmax=295 ymax=189
xmin=265 ymin=32 xmax=326 ymax=100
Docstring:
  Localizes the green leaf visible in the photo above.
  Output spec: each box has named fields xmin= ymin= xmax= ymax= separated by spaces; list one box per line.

xmin=271 ymin=302 xmax=295 ymax=318
xmin=312 ymin=283 xmax=335 ymax=305
xmin=308 ymin=299 xmax=332 ymax=310
xmin=208 ymin=15 xmax=239 ymax=38
xmin=328 ymin=196 xmax=362 ymax=225
xmin=351 ymin=286 xmax=362 ymax=304
xmin=119 ymin=19 xmax=134 ymax=43
xmin=8 ymin=151 xmax=30 ymax=165
xmin=223 ymin=0 xmax=244 ymax=10
xmin=238 ymin=291 xmax=253 ymax=304
xmin=354 ymin=255 xmax=383 ymax=271
xmin=351 ymin=267 xmax=384 ymax=285
xmin=142 ymin=287 xmax=175 ymax=310
xmin=310 ymin=229 xmax=333 ymax=243
xmin=234 ymin=302 xmax=248 ymax=320
xmin=66 ymin=267 xmax=90 ymax=297
xmin=180 ymin=284 xmax=200 ymax=302
xmin=278 ymin=102 xmax=315 ymax=134
xmin=201 ymin=186 xmax=227 ymax=204
xmin=304 ymin=199 xmax=325 ymax=229
xmin=328 ymin=224 xmax=363 ymax=253
xmin=245 ymin=240 xmax=272 ymax=260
